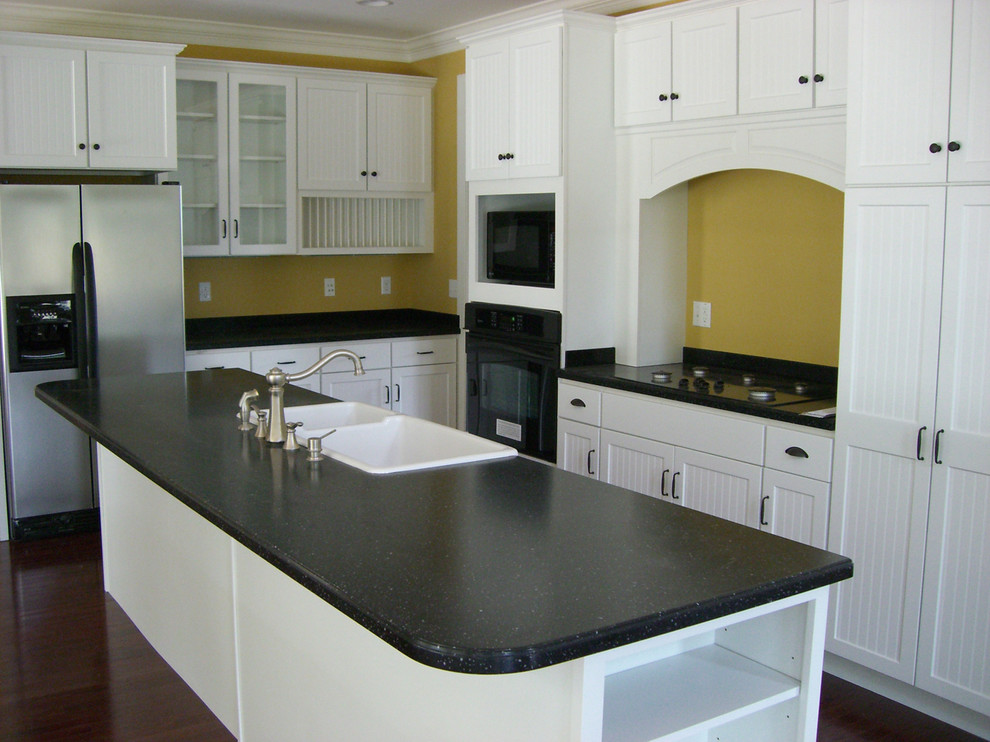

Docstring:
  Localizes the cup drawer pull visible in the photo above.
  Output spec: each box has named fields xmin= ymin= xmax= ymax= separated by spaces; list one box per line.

xmin=570 ymin=398 xmax=587 ymax=408
xmin=785 ymin=446 xmax=809 ymax=459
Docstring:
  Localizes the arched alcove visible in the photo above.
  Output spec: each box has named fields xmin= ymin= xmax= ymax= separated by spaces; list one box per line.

xmin=615 ymin=160 xmax=844 ymax=367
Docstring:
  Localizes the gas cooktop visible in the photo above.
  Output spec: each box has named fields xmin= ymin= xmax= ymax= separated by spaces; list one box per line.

xmin=645 ymin=362 xmax=836 ymax=410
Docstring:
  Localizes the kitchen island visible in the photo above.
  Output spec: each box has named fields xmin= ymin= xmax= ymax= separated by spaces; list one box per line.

xmin=37 ymin=369 xmax=851 ymax=742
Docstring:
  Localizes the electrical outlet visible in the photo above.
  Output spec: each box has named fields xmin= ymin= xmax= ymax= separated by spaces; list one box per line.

xmin=381 ymin=276 xmax=391 ymax=295
xmin=198 ymin=282 xmax=211 ymax=302
xmin=324 ymin=277 xmax=335 ymax=297
xmin=448 ymin=279 xmax=457 ymax=299
xmin=692 ymin=301 xmax=711 ymax=328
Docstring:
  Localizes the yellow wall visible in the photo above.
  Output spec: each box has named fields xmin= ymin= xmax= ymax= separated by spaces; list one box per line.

xmin=684 ymin=170 xmax=843 ymax=366
xmin=180 ymin=45 xmax=464 ymax=318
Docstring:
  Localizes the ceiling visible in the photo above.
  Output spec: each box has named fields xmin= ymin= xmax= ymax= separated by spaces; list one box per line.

xmin=0 ymin=0 xmax=651 ymax=59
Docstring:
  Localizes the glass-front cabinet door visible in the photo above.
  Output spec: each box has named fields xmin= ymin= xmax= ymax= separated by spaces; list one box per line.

xmin=170 ymin=69 xmax=229 ymax=256
xmin=169 ymin=66 xmax=295 ymax=256
xmin=229 ymin=73 xmax=296 ymax=255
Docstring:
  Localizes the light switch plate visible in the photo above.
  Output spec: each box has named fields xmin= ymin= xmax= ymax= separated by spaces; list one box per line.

xmin=199 ymin=281 xmax=211 ymax=302
xmin=381 ymin=276 xmax=391 ymax=295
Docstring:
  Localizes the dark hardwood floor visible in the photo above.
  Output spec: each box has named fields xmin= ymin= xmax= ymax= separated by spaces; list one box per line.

xmin=0 ymin=532 xmax=982 ymax=741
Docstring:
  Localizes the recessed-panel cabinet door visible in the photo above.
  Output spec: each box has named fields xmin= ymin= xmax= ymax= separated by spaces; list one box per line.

xmin=738 ymin=0 xmax=814 ymax=114
xmin=916 ymin=187 xmax=990 ymax=711
xmin=86 ymin=51 xmax=176 ymax=170
xmin=600 ymin=430 xmax=674 ymax=502
xmin=368 ymin=83 xmax=432 ymax=192
xmin=673 ymin=448 xmax=762 ymax=528
xmin=321 ymin=369 xmax=391 ymax=409
xmin=465 ymin=39 xmax=509 ymax=180
xmin=845 ymin=0 xmax=953 ymax=185
xmin=670 ymin=7 xmax=737 ymax=121
xmin=297 ymin=78 xmax=366 ymax=191
xmin=0 ymin=45 xmax=88 ymax=167
xmin=507 ymin=25 xmax=561 ymax=179
xmin=557 ymin=419 xmax=599 ymax=480
xmin=946 ymin=0 xmax=990 ymax=183
xmin=827 ymin=187 xmax=946 ymax=682
xmin=614 ymin=20 xmax=672 ymax=126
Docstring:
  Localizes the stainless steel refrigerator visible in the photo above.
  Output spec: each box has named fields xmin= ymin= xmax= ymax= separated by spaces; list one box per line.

xmin=0 ymin=184 xmax=185 ymax=539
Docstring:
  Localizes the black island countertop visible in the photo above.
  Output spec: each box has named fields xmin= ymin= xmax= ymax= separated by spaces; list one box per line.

xmin=37 ymin=369 xmax=851 ymax=674
xmin=186 ymin=309 xmax=460 ymax=351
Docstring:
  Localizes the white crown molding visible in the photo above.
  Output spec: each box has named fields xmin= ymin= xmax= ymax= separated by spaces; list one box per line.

xmin=0 ymin=0 xmax=650 ymax=62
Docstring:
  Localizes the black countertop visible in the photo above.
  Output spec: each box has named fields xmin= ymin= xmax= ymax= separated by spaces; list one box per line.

xmin=186 ymin=309 xmax=460 ymax=351
xmin=37 ymin=370 xmax=851 ymax=674
xmin=559 ymin=363 xmax=837 ymax=431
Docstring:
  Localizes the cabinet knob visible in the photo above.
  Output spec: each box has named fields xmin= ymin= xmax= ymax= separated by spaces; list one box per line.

xmin=948 ymin=141 xmax=961 ymax=152
xmin=658 ymin=94 xmax=668 ymax=101
xmin=361 ymin=170 xmax=368 ymax=176
xmin=814 ymin=73 xmax=824 ymax=83
xmin=93 ymin=143 xmax=101 ymax=151
xmin=929 ymin=142 xmax=943 ymax=153
xmin=506 ymin=153 xmax=514 ymax=160
xmin=670 ymin=93 xmax=679 ymax=100
xmin=78 ymin=143 xmax=86 ymax=150
xmin=497 ymin=154 xmax=505 ymax=161
xmin=370 ymin=171 xmax=378 ymax=177
xmin=798 ymin=75 xmax=810 ymax=84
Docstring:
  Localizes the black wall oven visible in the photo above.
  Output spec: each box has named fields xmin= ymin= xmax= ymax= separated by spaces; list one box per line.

xmin=465 ymin=302 xmax=561 ymax=462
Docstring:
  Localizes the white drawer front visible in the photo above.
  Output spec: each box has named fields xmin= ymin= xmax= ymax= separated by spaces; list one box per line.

xmin=558 ymin=381 xmax=602 ymax=426
xmin=603 ymin=392 xmax=765 ymax=466
xmin=765 ymin=426 xmax=834 ymax=482
xmin=185 ymin=350 xmax=251 ymax=372
xmin=391 ymin=336 xmax=456 ymax=367
xmin=250 ymin=346 xmax=321 ymax=375
xmin=320 ymin=341 xmax=391 ymax=371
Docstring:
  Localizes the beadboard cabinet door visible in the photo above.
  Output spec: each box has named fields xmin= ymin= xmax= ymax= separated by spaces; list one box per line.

xmin=465 ymin=25 xmax=561 ymax=180
xmin=738 ymin=0 xmax=815 ymax=114
xmin=669 ymin=7 xmax=737 ymax=121
xmin=915 ymin=187 xmax=990 ymax=713
xmin=557 ymin=419 xmax=599 ymax=480
xmin=827 ymin=186 xmax=946 ymax=683
xmin=599 ymin=430 xmax=674 ymax=501
xmin=845 ymin=0 xmax=953 ymax=185
xmin=674 ymin=448 xmax=763 ymax=528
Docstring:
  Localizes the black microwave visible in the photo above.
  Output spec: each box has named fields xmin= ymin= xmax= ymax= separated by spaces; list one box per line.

xmin=486 ymin=210 xmax=555 ymax=288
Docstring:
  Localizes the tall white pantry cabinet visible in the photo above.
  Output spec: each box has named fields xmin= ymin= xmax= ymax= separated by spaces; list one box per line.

xmin=828 ymin=0 xmax=990 ymax=719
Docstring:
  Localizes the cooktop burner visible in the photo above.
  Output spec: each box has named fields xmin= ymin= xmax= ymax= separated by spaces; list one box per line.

xmin=646 ymin=362 xmax=836 ymax=409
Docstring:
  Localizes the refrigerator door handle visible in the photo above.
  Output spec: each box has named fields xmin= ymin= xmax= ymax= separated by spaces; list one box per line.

xmin=82 ymin=242 xmax=98 ymax=378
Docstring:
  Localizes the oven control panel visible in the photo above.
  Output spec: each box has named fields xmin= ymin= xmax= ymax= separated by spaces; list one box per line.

xmin=464 ymin=302 xmax=562 ymax=343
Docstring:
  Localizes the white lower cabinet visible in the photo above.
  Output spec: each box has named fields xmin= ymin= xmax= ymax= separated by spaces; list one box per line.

xmin=184 ymin=349 xmax=251 ymax=372
xmin=674 ymin=447 xmax=764 ymax=527
xmin=600 ymin=430 xmax=672 ymax=500
xmin=558 ymin=419 xmax=601 ymax=480
xmin=558 ymin=381 xmax=833 ymax=549
xmin=321 ymin=368 xmax=391 ymax=409
xmin=187 ymin=334 xmax=458 ymax=426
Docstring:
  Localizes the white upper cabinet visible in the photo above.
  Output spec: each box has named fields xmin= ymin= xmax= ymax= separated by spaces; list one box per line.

xmin=465 ymin=24 xmax=562 ymax=180
xmin=738 ymin=0 xmax=815 ymax=114
xmin=846 ymin=0 xmax=989 ymax=185
xmin=0 ymin=33 xmax=181 ymax=170
xmin=170 ymin=64 xmax=296 ymax=256
xmin=297 ymin=78 xmax=366 ymax=191
xmin=738 ymin=0 xmax=848 ymax=114
xmin=616 ymin=0 xmax=847 ymax=126
xmin=615 ymin=5 xmax=737 ymax=125
xmin=671 ymin=7 xmax=738 ymax=121
xmin=298 ymin=77 xmax=433 ymax=192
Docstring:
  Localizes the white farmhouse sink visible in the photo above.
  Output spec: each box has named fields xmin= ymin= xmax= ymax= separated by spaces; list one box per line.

xmin=282 ymin=402 xmax=396 ymax=430
xmin=310 ymin=414 xmax=517 ymax=474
